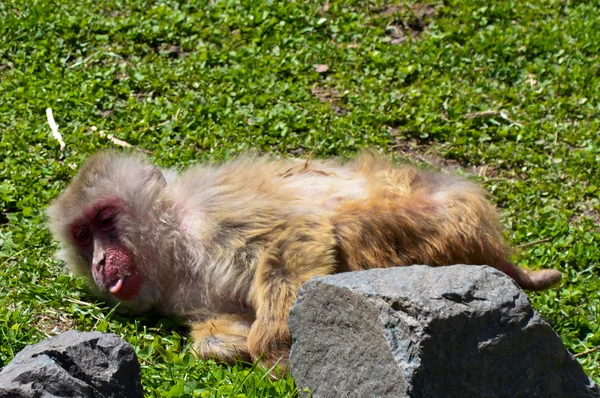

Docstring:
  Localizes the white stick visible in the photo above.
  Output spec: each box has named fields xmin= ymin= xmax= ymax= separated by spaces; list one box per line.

xmin=98 ymin=130 xmax=132 ymax=148
xmin=46 ymin=108 xmax=66 ymax=151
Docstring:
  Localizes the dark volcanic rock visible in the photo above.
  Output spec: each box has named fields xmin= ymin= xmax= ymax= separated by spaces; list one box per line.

xmin=289 ymin=265 xmax=600 ymax=398
xmin=0 ymin=330 xmax=143 ymax=398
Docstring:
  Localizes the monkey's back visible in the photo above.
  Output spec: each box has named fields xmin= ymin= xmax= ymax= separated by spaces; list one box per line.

xmin=270 ymin=153 xmax=508 ymax=271
xmin=169 ymin=153 xmax=507 ymax=274
xmin=170 ymin=152 xmax=494 ymax=219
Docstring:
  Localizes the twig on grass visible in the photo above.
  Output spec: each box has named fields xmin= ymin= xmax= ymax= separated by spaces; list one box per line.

xmin=0 ymin=249 xmax=26 ymax=267
xmin=93 ymin=127 xmax=152 ymax=154
xmin=464 ymin=110 xmax=524 ymax=127
xmin=574 ymin=346 xmax=600 ymax=358
xmin=64 ymin=297 xmax=94 ymax=307
xmin=516 ymin=238 xmax=550 ymax=248
xmin=97 ymin=130 xmax=132 ymax=148
xmin=46 ymin=108 xmax=66 ymax=151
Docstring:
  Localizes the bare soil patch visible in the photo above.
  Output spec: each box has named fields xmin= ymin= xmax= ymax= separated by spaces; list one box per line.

xmin=311 ymin=86 xmax=348 ymax=115
xmin=379 ymin=3 xmax=436 ymax=45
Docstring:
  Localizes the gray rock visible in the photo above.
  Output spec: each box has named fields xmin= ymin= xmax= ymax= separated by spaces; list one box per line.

xmin=289 ymin=265 xmax=600 ymax=398
xmin=0 ymin=330 xmax=143 ymax=398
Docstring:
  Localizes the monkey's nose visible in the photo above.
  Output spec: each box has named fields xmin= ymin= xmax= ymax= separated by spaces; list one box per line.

xmin=93 ymin=253 xmax=106 ymax=271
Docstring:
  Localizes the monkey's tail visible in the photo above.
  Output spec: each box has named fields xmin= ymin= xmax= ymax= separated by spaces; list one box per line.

xmin=499 ymin=262 xmax=562 ymax=291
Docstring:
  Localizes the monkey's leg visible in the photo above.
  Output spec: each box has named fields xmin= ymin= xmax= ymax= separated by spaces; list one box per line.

xmin=247 ymin=218 xmax=337 ymax=371
xmin=189 ymin=313 xmax=254 ymax=364
xmin=425 ymin=181 xmax=563 ymax=291
xmin=331 ymin=193 xmax=562 ymax=291
xmin=428 ymin=187 xmax=563 ymax=290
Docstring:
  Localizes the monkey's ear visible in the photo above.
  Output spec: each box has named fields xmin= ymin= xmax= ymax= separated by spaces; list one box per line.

xmin=145 ymin=165 xmax=167 ymax=187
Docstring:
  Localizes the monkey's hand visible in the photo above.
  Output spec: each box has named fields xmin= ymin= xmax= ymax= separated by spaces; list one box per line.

xmin=189 ymin=314 xmax=253 ymax=364
xmin=247 ymin=317 xmax=291 ymax=375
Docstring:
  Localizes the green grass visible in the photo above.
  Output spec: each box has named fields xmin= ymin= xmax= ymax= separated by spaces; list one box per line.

xmin=1 ymin=0 xmax=599 ymax=395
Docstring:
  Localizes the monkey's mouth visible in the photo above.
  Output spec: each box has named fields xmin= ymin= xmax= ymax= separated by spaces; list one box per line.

xmin=105 ymin=273 xmax=143 ymax=301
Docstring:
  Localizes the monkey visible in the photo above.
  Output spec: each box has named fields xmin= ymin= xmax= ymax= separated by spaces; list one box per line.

xmin=46 ymin=150 xmax=562 ymax=372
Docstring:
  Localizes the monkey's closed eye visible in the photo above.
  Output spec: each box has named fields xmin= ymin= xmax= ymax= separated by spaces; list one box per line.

xmin=99 ymin=216 xmax=115 ymax=231
xmin=97 ymin=208 xmax=117 ymax=231
xmin=73 ymin=226 xmax=91 ymax=244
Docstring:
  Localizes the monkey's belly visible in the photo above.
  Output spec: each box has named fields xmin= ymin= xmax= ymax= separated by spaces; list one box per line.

xmin=280 ymin=171 xmax=368 ymax=210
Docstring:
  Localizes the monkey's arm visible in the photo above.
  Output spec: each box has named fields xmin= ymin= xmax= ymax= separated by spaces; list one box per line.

xmin=247 ymin=218 xmax=337 ymax=370
xmin=189 ymin=313 xmax=254 ymax=364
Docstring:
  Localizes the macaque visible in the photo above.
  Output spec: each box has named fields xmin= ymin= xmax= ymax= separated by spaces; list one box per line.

xmin=47 ymin=150 xmax=561 ymax=371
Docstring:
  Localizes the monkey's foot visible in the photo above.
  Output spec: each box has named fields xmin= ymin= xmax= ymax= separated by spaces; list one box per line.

xmin=501 ymin=262 xmax=562 ymax=291
xmin=523 ymin=269 xmax=563 ymax=291
xmin=263 ymin=351 xmax=289 ymax=379
xmin=247 ymin=319 xmax=291 ymax=378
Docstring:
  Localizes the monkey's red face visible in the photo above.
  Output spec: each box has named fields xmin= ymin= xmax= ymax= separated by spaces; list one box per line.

xmin=70 ymin=199 xmax=143 ymax=301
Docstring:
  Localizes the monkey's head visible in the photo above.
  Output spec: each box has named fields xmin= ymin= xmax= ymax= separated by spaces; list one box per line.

xmin=47 ymin=151 xmax=167 ymax=310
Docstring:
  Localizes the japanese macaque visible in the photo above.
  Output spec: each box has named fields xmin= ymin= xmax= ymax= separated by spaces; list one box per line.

xmin=47 ymin=150 xmax=562 ymax=371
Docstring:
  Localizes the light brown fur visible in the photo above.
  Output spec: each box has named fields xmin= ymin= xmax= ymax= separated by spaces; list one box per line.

xmin=47 ymin=150 xmax=562 ymax=372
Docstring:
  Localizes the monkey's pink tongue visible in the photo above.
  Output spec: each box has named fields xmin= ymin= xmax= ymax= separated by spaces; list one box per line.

xmin=108 ymin=278 xmax=124 ymax=294
xmin=111 ymin=274 xmax=143 ymax=301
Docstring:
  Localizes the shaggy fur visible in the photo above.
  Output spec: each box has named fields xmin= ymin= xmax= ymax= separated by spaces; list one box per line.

xmin=47 ymin=150 xmax=562 ymax=370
